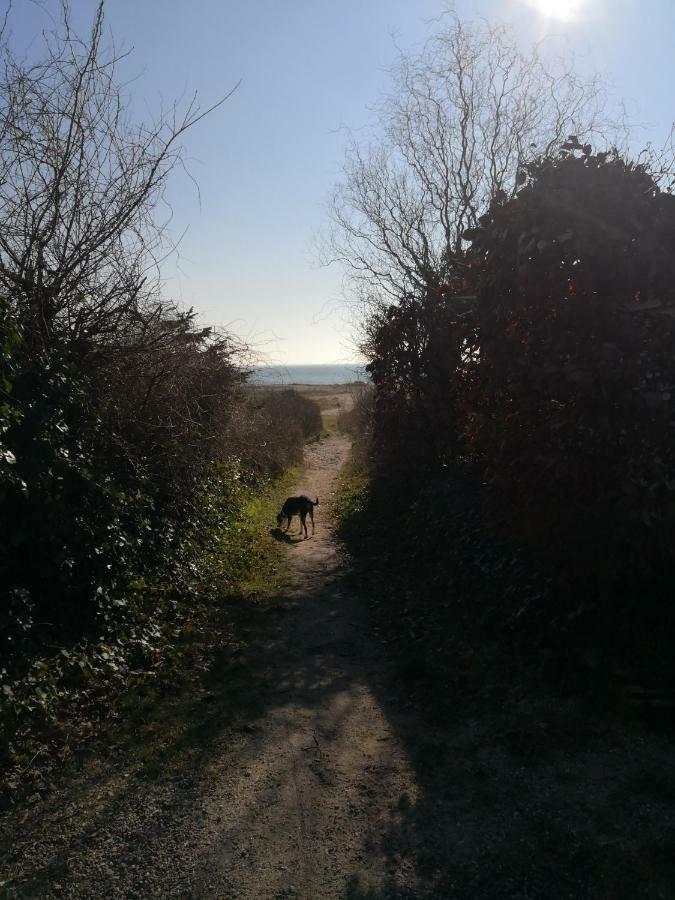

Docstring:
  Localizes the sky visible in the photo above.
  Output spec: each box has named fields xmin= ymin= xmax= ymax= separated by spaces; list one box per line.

xmin=10 ymin=0 xmax=675 ymax=364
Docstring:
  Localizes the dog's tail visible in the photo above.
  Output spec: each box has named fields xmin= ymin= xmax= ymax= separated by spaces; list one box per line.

xmin=315 ymin=497 xmax=319 ymax=506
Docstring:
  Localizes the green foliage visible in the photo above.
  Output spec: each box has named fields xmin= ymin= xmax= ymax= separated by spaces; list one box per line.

xmin=331 ymin=461 xmax=370 ymax=524
xmin=0 ymin=303 xmax=240 ymax=663
xmin=2 ymin=360 xmax=138 ymax=642
xmin=0 ymin=458 xmax=296 ymax=791
xmin=0 ymin=5 xmax=322 ymax=800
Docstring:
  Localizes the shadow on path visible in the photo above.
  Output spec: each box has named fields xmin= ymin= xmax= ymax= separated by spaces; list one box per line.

xmin=269 ymin=526 xmax=306 ymax=545
xmin=4 ymin=432 xmax=675 ymax=899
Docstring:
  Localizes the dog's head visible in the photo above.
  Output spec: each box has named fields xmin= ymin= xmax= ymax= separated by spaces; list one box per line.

xmin=276 ymin=510 xmax=284 ymax=527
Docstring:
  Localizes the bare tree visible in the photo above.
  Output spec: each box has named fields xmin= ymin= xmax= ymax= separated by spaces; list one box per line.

xmin=0 ymin=1 xmax=235 ymax=357
xmin=324 ymin=16 xmax=610 ymax=306
xmin=0 ymin=0 xmax=250 ymax=517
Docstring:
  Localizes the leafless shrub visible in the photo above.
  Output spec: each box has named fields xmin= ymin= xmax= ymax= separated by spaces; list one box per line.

xmin=102 ymin=316 xmax=247 ymax=499
xmin=226 ymin=387 xmax=322 ymax=477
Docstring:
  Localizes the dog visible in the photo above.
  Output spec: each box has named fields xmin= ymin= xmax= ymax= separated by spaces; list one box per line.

xmin=276 ymin=495 xmax=319 ymax=539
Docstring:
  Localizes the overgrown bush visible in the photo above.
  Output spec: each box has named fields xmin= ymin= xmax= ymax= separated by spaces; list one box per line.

xmin=339 ymin=141 xmax=675 ymax=676
xmin=0 ymin=3 xmax=319 ymax=751
xmin=0 ymin=300 xmax=245 ymax=660
xmin=468 ymin=141 xmax=675 ymax=590
xmin=0 ymin=3 xmax=239 ymax=652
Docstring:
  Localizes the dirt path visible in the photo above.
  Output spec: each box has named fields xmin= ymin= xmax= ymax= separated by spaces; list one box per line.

xmin=187 ymin=433 xmax=416 ymax=899
xmin=2 ymin=433 xmax=418 ymax=899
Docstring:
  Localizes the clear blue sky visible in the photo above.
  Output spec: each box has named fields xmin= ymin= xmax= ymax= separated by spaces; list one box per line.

xmin=11 ymin=1 xmax=675 ymax=363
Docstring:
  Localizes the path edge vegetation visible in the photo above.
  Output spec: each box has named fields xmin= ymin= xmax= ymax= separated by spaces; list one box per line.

xmin=332 ymin=408 xmax=674 ymax=730
xmin=327 ymin=15 xmax=675 ymax=704
xmin=0 ymin=3 xmax=327 ymax=807
xmin=0 ymin=461 xmax=302 ymax=808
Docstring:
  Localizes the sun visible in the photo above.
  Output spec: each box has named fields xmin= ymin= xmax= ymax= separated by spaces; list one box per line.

xmin=523 ymin=0 xmax=585 ymax=22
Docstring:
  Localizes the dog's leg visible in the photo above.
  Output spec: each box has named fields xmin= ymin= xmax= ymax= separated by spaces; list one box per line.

xmin=301 ymin=511 xmax=308 ymax=539
xmin=310 ymin=508 xmax=315 ymax=535
xmin=284 ymin=516 xmax=290 ymax=532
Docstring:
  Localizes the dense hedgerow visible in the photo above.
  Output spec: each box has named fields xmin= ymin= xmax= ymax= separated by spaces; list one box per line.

xmin=361 ymin=142 xmax=675 ymax=571
xmin=0 ymin=4 xmax=323 ymax=773
xmin=0 ymin=304 xmax=242 ymax=661
xmin=469 ymin=142 xmax=675 ymax=583
xmin=351 ymin=142 xmax=675 ymax=667
xmin=360 ymin=283 xmax=477 ymax=473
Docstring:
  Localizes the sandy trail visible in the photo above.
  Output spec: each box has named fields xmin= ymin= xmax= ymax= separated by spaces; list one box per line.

xmin=190 ymin=433 xmax=416 ymax=898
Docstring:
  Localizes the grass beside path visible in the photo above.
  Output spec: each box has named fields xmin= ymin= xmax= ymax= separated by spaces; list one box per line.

xmin=0 ymin=466 xmax=300 ymax=810
xmin=0 ymin=464 xmax=307 ymax=897
xmin=105 ymin=466 xmax=300 ymax=785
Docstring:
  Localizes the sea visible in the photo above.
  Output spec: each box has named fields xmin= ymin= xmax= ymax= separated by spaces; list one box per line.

xmin=249 ymin=363 xmax=369 ymax=385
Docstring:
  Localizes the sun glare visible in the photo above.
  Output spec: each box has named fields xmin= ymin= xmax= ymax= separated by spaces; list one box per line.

xmin=524 ymin=0 xmax=585 ymax=22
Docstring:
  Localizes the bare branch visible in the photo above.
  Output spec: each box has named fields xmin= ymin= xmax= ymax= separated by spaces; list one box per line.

xmin=0 ymin=1 xmax=237 ymax=355
xmin=323 ymin=15 xmax=612 ymax=309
